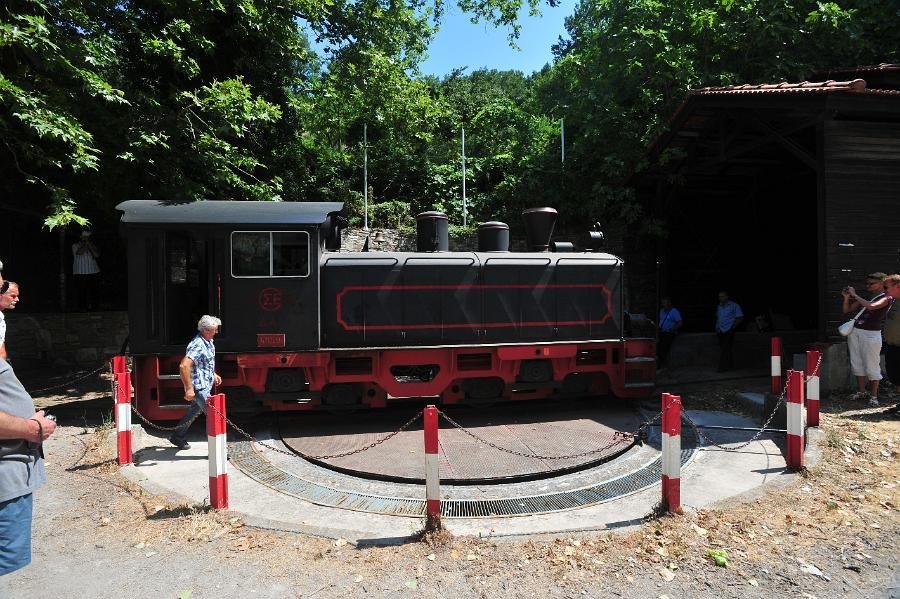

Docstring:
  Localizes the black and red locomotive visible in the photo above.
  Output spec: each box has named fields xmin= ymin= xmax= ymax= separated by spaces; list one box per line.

xmin=116 ymin=200 xmax=656 ymax=420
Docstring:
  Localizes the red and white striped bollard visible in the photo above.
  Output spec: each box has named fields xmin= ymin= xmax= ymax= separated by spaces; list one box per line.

xmin=111 ymin=355 xmax=127 ymax=375
xmin=771 ymin=337 xmax=782 ymax=394
xmin=115 ymin=370 xmax=133 ymax=465
xmin=661 ymin=392 xmax=681 ymax=513
xmin=786 ymin=370 xmax=805 ymax=469
xmin=806 ymin=349 xmax=821 ymax=427
xmin=207 ymin=393 xmax=228 ymax=509
xmin=423 ymin=404 xmax=441 ymax=529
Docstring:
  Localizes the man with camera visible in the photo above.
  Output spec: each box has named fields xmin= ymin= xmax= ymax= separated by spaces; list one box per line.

xmin=72 ymin=230 xmax=100 ymax=311
xmin=0 ymin=358 xmax=57 ymax=575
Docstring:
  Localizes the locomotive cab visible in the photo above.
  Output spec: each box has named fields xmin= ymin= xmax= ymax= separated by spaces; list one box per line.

xmin=118 ymin=200 xmax=343 ymax=353
xmin=117 ymin=200 xmax=343 ymax=416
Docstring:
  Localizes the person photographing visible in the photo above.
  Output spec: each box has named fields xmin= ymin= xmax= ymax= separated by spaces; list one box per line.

xmin=842 ymin=272 xmax=892 ymax=406
xmin=72 ymin=230 xmax=100 ymax=311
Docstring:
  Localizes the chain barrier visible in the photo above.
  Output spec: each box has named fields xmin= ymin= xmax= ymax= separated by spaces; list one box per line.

xmin=26 ymin=362 xmax=109 ymax=395
xmin=636 ymin=404 xmax=667 ymax=440
xmin=207 ymin=402 xmax=424 ymax=461
xmin=122 ymin=353 xmax=826 ymax=460
xmin=810 ymin=353 xmax=823 ymax=379
xmin=647 ymin=354 xmax=823 ymax=453
xmin=116 ymin=379 xmax=193 ymax=433
xmin=681 ymin=389 xmax=785 ymax=452
xmin=437 ymin=409 xmax=635 ymax=460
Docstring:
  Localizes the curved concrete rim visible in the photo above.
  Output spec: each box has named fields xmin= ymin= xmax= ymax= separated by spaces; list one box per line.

xmin=121 ymin=409 xmax=815 ymax=541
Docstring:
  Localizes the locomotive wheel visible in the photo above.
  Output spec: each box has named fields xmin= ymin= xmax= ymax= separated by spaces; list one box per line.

xmin=266 ymin=368 xmax=307 ymax=393
xmin=322 ymin=383 xmax=363 ymax=411
xmin=463 ymin=377 xmax=505 ymax=406
xmin=561 ymin=373 xmax=592 ymax=396
xmin=517 ymin=359 xmax=553 ymax=383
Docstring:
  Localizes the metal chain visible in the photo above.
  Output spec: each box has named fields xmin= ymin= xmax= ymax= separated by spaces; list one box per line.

xmin=438 ymin=409 xmax=635 ymax=460
xmin=809 ymin=353 xmax=823 ymax=379
xmin=129 ymin=403 xmax=189 ymax=432
xmin=636 ymin=403 xmax=667 ymax=438
xmin=121 ymin=352 xmax=828 ymax=458
xmin=207 ymin=402 xmax=424 ymax=460
xmin=116 ymin=379 xmax=189 ymax=432
xmin=26 ymin=362 xmax=109 ymax=394
xmin=680 ymin=373 xmax=791 ymax=452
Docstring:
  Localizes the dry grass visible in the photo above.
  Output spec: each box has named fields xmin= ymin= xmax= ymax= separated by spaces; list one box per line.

xmin=44 ymin=385 xmax=898 ymax=596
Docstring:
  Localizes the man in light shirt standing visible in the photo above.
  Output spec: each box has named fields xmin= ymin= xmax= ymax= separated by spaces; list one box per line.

xmin=72 ymin=230 xmax=100 ymax=311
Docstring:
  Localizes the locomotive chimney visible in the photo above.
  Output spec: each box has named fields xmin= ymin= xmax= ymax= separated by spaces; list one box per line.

xmin=477 ymin=221 xmax=509 ymax=252
xmin=522 ymin=207 xmax=557 ymax=252
xmin=415 ymin=211 xmax=449 ymax=252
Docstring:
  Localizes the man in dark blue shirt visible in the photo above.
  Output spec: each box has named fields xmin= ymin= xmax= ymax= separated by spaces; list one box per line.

xmin=657 ymin=297 xmax=682 ymax=369
xmin=715 ymin=291 xmax=743 ymax=372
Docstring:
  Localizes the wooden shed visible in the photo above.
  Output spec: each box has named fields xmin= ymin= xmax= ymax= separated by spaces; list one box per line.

xmin=632 ymin=64 xmax=900 ymax=341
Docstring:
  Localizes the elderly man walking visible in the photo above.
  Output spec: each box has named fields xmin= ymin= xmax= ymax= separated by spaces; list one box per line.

xmin=168 ymin=315 xmax=222 ymax=450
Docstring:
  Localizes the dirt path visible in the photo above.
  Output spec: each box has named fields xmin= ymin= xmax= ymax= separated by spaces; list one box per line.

xmin=1 ymin=375 xmax=897 ymax=598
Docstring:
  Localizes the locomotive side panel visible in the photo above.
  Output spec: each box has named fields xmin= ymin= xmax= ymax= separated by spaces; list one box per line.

xmin=481 ymin=257 xmax=555 ymax=341
xmin=223 ymin=229 xmax=320 ymax=351
xmin=321 ymin=255 xmax=402 ymax=347
xmin=555 ymin=257 xmax=622 ymax=340
xmin=322 ymin=252 xmax=624 ymax=349
xmin=401 ymin=256 xmax=482 ymax=344
xmin=321 ymin=253 xmax=483 ymax=347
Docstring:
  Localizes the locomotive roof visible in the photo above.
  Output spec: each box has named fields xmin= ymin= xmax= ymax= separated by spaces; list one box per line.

xmin=115 ymin=200 xmax=344 ymax=225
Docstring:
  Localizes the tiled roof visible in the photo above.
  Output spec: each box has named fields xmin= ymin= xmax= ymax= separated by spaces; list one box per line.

xmin=690 ymin=78 xmax=900 ymax=97
xmin=812 ymin=63 xmax=900 ymax=75
xmin=691 ymin=79 xmax=867 ymax=95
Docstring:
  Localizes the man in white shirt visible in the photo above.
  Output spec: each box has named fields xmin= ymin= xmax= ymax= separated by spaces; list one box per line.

xmin=0 ymin=281 xmax=18 ymax=361
xmin=72 ymin=231 xmax=100 ymax=311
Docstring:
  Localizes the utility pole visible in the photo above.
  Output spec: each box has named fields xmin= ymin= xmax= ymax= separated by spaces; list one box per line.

xmin=561 ymin=118 xmax=565 ymax=164
xmin=461 ymin=126 xmax=467 ymax=227
xmin=363 ymin=123 xmax=369 ymax=231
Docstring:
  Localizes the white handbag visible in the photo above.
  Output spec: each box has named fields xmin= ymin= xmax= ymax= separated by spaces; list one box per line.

xmin=838 ymin=306 xmax=866 ymax=337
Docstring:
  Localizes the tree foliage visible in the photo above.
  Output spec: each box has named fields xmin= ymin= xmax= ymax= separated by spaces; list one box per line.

xmin=1 ymin=0 xmax=897 ymax=236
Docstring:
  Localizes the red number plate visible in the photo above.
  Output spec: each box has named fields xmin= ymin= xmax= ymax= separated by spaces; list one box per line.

xmin=257 ymin=333 xmax=286 ymax=348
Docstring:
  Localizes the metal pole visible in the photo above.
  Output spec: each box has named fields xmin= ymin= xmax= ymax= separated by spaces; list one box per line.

xmin=207 ymin=393 xmax=229 ymax=509
xmin=786 ymin=369 xmax=805 ymax=469
xmin=661 ymin=393 xmax=681 ymax=513
xmin=560 ymin=117 xmax=565 ymax=164
xmin=771 ymin=337 xmax=783 ymax=394
xmin=363 ymin=123 xmax=368 ymax=232
xmin=423 ymin=404 xmax=441 ymax=530
xmin=461 ymin=127 xmax=466 ymax=228
xmin=58 ymin=228 xmax=67 ymax=311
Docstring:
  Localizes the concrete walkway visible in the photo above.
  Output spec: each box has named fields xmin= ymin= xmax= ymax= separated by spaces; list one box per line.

xmin=120 ymin=407 xmax=821 ymax=542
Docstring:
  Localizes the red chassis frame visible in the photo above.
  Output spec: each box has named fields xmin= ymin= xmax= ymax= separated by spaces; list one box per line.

xmin=130 ymin=338 xmax=655 ymax=421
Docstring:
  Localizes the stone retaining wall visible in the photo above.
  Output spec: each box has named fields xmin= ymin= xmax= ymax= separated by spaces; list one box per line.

xmin=4 ymin=311 xmax=129 ymax=367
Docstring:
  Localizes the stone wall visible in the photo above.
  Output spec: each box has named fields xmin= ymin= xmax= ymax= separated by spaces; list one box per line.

xmin=4 ymin=311 xmax=128 ymax=367
xmin=341 ymin=227 xmax=480 ymax=252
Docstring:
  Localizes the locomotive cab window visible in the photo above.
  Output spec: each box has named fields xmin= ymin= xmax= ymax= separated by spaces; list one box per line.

xmin=231 ymin=231 xmax=310 ymax=278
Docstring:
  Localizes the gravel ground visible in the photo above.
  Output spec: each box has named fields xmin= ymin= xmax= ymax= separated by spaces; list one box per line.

xmin=0 ymin=370 xmax=897 ymax=599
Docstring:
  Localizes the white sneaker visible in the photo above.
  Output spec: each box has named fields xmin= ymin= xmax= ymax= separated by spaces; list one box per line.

xmin=868 ymin=397 xmax=880 ymax=407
